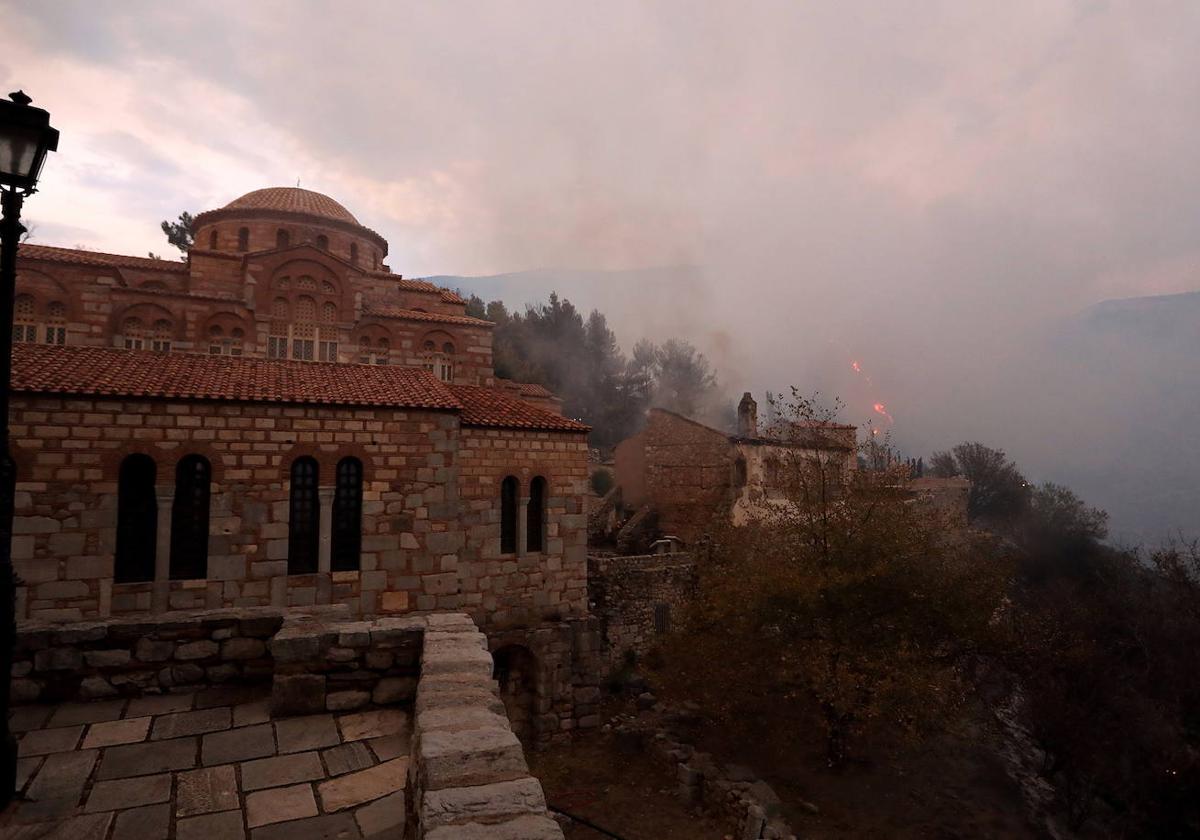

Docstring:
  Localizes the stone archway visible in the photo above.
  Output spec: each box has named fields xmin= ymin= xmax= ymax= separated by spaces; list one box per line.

xmin=492 ymin=644 xmax=537 ymax=745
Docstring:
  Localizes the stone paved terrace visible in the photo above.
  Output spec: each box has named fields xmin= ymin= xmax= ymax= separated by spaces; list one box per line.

xmin=3 ymin=686 xmax=410 ymax=839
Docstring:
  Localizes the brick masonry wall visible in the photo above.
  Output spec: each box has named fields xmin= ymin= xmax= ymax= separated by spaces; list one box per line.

xmin=641 ymin=412 xmax=735 ymax=544
xmin=10 ymin=394 xmax=588 ymax=634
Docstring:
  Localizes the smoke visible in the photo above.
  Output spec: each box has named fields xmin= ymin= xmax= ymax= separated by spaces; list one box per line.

xmin=3 ymin=1 xmax=1199 ymax=541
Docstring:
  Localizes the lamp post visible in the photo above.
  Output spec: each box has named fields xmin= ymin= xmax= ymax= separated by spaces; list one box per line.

xmin=0 ymin=90 xmax=59 ymax=810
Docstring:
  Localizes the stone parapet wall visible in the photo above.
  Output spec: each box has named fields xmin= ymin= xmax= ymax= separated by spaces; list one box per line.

xmin=10 ymin=605 xmax=350 ymax=705
xmin=411 ymin=613 xmax=564 ymax=839
xmin=269 ymin=612 xmax=423 ymax=716
xmin=588 ymin=553 xmax=696 ymax=668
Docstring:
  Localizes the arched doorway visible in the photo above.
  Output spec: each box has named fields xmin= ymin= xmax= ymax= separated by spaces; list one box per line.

xmin=492 ymin=645 xmax=538 ymax=745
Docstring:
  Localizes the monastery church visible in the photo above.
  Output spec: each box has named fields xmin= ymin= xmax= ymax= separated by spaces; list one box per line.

xmin=10 ymin=186 xmax=590 ymax=631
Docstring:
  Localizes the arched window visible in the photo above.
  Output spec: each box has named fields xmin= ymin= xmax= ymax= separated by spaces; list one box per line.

xmin=170 ymin=455 xmax=210 ymax=580
xmin=350 ymin=243 xmax=359 ymax=265
xmin=422 ymin=339 xmax=454 ymax=383
xmin=375 ymin=337 xmax=389 ymax=365
xmin=292 ymin=296 xmax=316 ymax=361
xmin=288 ymin=457 xmax=320 ymax=574
xmin=268 ymin=298 xmax=289 ymax=358
xmin=319 ymin=302 xmax=338 ymax=361
xmin=13 ymin=294 xmax=37 ymax=343
xmin=151 ymin=319 xmax=173 ymax=352
xmin=315 ymin=234 xmax=329 ymax=251
xmin=208 ymin=229 xmax=218 ymax=250
xmin=527 ymin=476 xmax=546 ymax=552
xmin=115 ymin=454 xmax=157 ymax=583
xmin=500 ymin=475 xmax=518 ymax=554
xmin=122 ymin=317 xmax=145 ymax=350
xmin=276 ymin=229 xmax=290 ymax=248
xmin=44 ymin=302 xmax=67 ymax=345
xmin=237 ymin=227 xmax=249 ymax=251
xmin=331 ymin=457 xmax=363 ymax=572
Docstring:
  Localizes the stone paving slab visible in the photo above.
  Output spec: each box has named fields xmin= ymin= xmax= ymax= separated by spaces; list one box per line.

xmin=241 ymin=750 xmax=325 ymax=791
xmin=49 ymin=699 xmax=127 ymax=727
xmin=85 ymin=772 xmax=172 ymax=812
xmin=152 ymin=707 xmax=232 ymax=740
xmin=322 ymin=741 xmax=374 ymax=776
xmin=318 ymin=757 xmax=409 ymax=812
xmin=246 ymin=782 xmax=320 ymax=828
xmin=113 ymin=803 xmax=171 ymax=840
xmin=96 ymin=736 xmax=198 ymax=779
xmin=177 ymin=764 xmax=240 ymax=816
xmin=6 ymin=697 xmax=413 ymax=840
xmin=275 ymin=713 xmax=341 ymax=753
xmin=126 ymin=693 xmax=195 ymax=718
xmin=251 ymin=812 xmax=361 ymax=840
xmin=178 ymin=809 xmax=246 ymax=840
xmin=18 ymin=725 xmax=83 ymax=756
xmin=202 ymin=722 xmax=276 ymax=765
xmin=82 ymin=715 xmax=151 ymax=749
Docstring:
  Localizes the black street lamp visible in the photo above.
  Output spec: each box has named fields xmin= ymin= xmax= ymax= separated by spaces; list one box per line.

xmin=0 ymin=90 xmax=59 ymax=810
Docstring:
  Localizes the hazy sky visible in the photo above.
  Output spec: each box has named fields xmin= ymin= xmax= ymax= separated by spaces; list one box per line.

xmin=4 ymin=1 xmax=1199 ymax=539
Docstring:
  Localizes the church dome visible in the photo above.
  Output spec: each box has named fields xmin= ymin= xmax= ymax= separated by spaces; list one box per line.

xmin=223 ymin=187 xmax=359 ymax=224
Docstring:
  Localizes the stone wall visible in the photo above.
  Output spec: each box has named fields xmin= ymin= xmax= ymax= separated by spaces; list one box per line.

xmin=10 ymin=394 xmax=587 ymax=632
xmin=410 ymin=613 xmax=565 ymax=839
xmin=269 ymin=612 xmax=422 ymax=715
xmin=588 ymin=553 xmax=697 ymax=669
xmin=10 ymin=605 xmax=324 ymax=705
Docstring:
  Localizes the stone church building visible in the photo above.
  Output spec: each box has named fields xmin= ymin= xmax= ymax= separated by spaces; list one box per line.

xmin=10 ymin=187 xmax=590 ymax=639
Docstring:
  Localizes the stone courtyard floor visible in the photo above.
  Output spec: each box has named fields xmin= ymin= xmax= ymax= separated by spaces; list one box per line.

xmin=2 ymin=686 xmax=410 ymax=840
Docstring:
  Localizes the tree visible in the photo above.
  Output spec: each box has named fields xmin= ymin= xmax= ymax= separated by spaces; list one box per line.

xmin=658 ymin=390 xmax=1013 ymax=767
xmin=160 ymin=211 xmax=195 ymax=254
xmin=928 ymin=442 xmax=1029 ymax=524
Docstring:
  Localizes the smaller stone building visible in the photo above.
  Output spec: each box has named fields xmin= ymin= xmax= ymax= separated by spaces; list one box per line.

xmin=613 ymin=394 xmax=857 ymax=545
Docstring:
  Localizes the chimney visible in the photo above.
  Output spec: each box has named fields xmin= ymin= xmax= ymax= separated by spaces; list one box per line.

xmin=737 ymin=392 xmax=757 ymax=438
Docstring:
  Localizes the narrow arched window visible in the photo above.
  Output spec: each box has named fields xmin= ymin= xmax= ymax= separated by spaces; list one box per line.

xmin=288 ymin=457 xmax=320 ymax=574
xmin=13 ymin=294 xmax=37 ymax=343
xmin=151 ymin=319 xmax=173 ymax=352
xmin=316 ymin=234 xmax=329 ymax=251
xmin=208 ymin=229 xmax=218 ymax=250
xmin=115 ymin=454 xmax=157 ymax=583
xmin=122 ymin=317 xmax=145 ymax=350
xmin=527 ymin=476 xmax=546 ymax=553
xmin=500 ymin=475 xmax=518 ymax=554
xmin=44 ymin=302 xmax=67 ymax=345
xmin=277 ymin=229 xmax=290 ymax=248
xmin=331 ymin=457 xmax=363 ymax=572
xmin=169 ymin=455 xmax=210 ymax=580
xmin=350 ymin=243 xmax=359 ymax=265
xmin=237 ymin=227 xmax=249 ymax=251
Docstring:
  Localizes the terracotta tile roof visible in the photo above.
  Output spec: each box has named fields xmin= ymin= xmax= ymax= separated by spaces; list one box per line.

xmin=223 ymin=187 xmax=358 ymax=224
xmin=451 ymin=384 xmax=589 ymax=432
xmin=361 ymin=300 xmax=493 ymax=328
xmin=12 ymin=345 xmax=588 ymax=432
xmin=516 ymin=382 xmax=556 ymax=399
xmin=365 ymin=274 xmax=467 ymax=305
xmin=11 ymin=344 xmax=460 ymax=410
xmin=19 ymin=244 xmax=189 ymax=273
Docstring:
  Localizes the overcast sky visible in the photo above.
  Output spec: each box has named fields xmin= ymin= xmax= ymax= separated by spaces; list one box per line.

xmin=4 ymin=1 xmax=1199 ymax=539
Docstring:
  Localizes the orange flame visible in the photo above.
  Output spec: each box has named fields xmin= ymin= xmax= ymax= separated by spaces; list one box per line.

xmin=873 ymin=402 xmax=894 ymax=424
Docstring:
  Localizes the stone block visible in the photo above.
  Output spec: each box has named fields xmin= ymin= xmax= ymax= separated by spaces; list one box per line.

xmin=418 ymin=727 xmax=528 ymax=791
xmin=79 ymin=676 xmax=119 ymax=699
xmin=337 ymin=708 xmax=408 ymax=742
xmin=97 ymin=737 xmax=197 ymax=780
xmin=247 ymin=782 xmax=319 ymax=828
xmin=422 ymin=777 xmax=548 ymax=829
xmin=151 ymin=708 xmax=231 ymax=740
xmin=176 ymin=764 xmax=239 ymax=816
xmin=425 ymin=815 xmax=566 ymax=840
xmin=66 ymin=556 xmax=111 ymax=580
xmin=201 ymin=722 xmax=275 ymax=765
xmin=326 ymin=689 xmax=370 ymax=712
xmin=380 ymin=590 xmax=409 ymax=612
xmin=271 ymin=673 xmax=327 ymax=716
xmin=86 ymin=772 xmax=172 ymax=812
xmin=175 ymin=640 xmax=219 ymax=660
xmin=35 ymin=646 xmax=83 ymax=671
xmin=48 ymin=532 xmax=87 ymax=556
xmin=136 ymin=637 xmax=175 ymax=663
xmin=275 ymin=713 xmax=341 ymax=754
xmin=83 ymin=716 xmax=151 ymax=749
xmin=354 ymin=790 xmax=406 ymax=837
xmin=176 ymin=809 xmax=244 ymax=840
xmin=85 ymin=648 xmax=133 ymax=668
xmin=372 ymin=676 xmax=417 ymax=705
xmin=220 ymin=637 xmax=266 ymax=660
